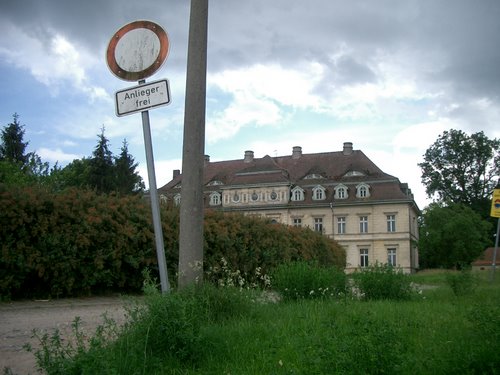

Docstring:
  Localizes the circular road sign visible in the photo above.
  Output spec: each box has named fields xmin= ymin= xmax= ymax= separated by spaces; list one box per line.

xmin=106 ymin=20 xmax=169 ymax=82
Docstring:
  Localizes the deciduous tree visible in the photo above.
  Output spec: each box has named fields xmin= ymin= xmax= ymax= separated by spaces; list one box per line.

xmin=418 ymin=202 xmax=492 ymax=269
xmin=418 ymin=129 xmax=500 ymax=217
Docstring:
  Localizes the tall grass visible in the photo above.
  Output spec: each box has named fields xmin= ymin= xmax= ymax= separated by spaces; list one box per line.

xmin=26 ymin=266 xmax=500 ymax=375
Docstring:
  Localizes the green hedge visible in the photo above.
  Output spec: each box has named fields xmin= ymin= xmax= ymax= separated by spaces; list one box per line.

xmin=0 ymin=186 xmax=345 ymax=299
xmin=1 ymin=186 xmax=156 ymax=299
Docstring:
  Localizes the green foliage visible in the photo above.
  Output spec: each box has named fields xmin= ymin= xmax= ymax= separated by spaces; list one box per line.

xmin=353 ymin=263 xmax=417 ymax=301
xmin=465 ymin=301 xmax=500 ymax=373
xmin=271 ymin=261 xmax=347 ymax=300
xmin=311 ymin=309 xmax=407 ymax=374
xmin=0 ymin=186 xmax=156 ymax=299
xmin=47 ymin=158 xmax=92 ymax=191
xmin=419 ymin=129 xmax=500 ymax=217
xmin=0 ymin=114 xmax=50 ymax=188
xmin=25 ymin=314 xmax=120 ymax=375
xmin=88 ymin=127 xmax=115 ymax=194
xmin=446 ymin=269 xmax=479 ymax=296
xmin=203 ymin=211 xmax=346 ymax=288
xmin=1 ymin=185 xmax=344 ymax=299
xmin=114 ymin=139 xmax=145 ymax=194
xmin=206 ymin=256 xmax=271 ymax=290
xmin=25 ymin=270 xmax=500 ymax=375
xmin=418 ymin=202 xmax=492 ymax=269
xmin=0 ymin=113 xmax=29 ymax=165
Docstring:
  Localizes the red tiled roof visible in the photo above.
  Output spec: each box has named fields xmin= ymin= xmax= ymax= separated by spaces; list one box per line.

xmin=158 ymin=147 xmax=417 ymax=206
xmin=473 ymin=247 xmax=500 ymax=266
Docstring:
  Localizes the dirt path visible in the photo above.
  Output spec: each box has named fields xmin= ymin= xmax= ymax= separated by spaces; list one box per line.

xmin=0 ymin=297 xmax=129 ymax=375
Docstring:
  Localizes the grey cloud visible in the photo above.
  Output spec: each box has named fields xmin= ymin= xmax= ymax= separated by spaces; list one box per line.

xmin=2 ymin=0 xmax=500 ymax=132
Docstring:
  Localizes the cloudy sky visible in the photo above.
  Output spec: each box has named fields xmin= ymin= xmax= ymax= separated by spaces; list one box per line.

xmin=1 ymin=0 xmax=499 ymax=209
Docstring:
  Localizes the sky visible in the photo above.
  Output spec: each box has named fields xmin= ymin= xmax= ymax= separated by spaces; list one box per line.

xmin=1 ymin=0 xmax=499 ymax=210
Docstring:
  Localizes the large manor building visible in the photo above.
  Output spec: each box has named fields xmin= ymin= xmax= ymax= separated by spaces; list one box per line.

xmin=159 ymin=142 xmax=420 ymax=273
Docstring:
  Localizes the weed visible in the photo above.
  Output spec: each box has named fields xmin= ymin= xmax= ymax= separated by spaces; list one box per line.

xmin=205 ymin=257 xmax=271 ymax=290
xmin=353 ymin=263 xmax=417 ymax=301
xmin=446 ymin=269 xmax=478 ymax=296
xmin=271 ymin=261 xmax=347 ymax=301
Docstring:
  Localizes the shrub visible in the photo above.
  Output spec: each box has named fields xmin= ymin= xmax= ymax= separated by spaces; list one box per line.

xmin=446 ymin=269 xmax=478 ymax=296
xmin=271 ymin=261 xmax=347 ymax=301
xmin=353 ymin=263 xmax=416 ymax=301
xmin=0 ymin=186 xmax=157 ymax=299
xmin=1 ymin=184 xmax=345 ymax=299
xmin=203 ymin=211 xmax=346 ymax=289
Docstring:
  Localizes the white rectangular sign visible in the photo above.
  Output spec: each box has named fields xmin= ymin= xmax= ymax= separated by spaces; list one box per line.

xmin=115 ymin=79 xmax=171 ymax=116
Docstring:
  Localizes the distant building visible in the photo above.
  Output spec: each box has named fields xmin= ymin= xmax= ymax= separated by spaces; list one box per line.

xmin=472 ymin=247 xmax=500 ymax=271
xmin=159 ymin=142 xmax=420 ymax=273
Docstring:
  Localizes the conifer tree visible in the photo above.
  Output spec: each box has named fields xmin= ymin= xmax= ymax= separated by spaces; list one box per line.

xmin=88 ymin=127 xmax=115 ymax=194
xmin=0 ymin=113 xmax=29 ymax=166
xmin=115 ymin=139 xmax=145 ymax=194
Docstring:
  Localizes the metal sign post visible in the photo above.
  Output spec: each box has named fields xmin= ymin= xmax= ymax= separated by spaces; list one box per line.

xmin=106 ymin=20 xmax=171 ymax=292
xmin=139 ymin=86 xmax=170 ymax=292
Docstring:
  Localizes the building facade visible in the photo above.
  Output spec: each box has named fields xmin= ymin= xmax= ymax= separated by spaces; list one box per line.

xmin=159 ymin=142 xmax=420 ymax=273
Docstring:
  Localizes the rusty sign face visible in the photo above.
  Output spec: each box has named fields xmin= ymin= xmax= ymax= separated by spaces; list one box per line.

xmin=106 ymin=20 xmax=169 ymax=81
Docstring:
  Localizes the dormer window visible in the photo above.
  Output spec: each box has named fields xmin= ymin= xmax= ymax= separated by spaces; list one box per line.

xmin=291 ymin=186 xmax=305 ymax=201
xmin=356 ymin=183 xmax=370 ymax=198
xmin=209 ymin=192 xmax=221 ymax=206
xmin=312 ymin=185 xmax=326 ymax=201
xmin=207 ymin=180 xmax=224 ymax=186
xmin=345 ymin=170 xmax=365 ymax=177
xmin=304 ymin=173 xmax=324 ymax=180
xmin=334 ymin=184 xmax=348 ymax=199
xmin=174 ymin=193 xmax=181 ymax=206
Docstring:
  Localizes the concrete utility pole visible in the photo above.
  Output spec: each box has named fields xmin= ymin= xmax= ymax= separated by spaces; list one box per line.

xmin=178 ymin=0 xmax=209 ymax=288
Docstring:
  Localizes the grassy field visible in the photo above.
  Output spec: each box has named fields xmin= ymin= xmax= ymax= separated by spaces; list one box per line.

xmin=28 ymin=268 xmax=500 ymax=374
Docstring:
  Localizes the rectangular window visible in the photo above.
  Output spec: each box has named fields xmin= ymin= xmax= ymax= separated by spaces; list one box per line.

xmin=360 ymin=249 xmax=369 ymax=268
xmin=293 ymin=218 xmax=302 ymax=227
xmin=387 ymin=215 xmax=396 ymax=232
xmin=337 ymin=216 xmax=346 ymax=234
xmin=359 ymin=216 xmax=368 ymax=233
xmin=387 ymin=248 xmax=397 ymax=266
xmin=314 ymin=218 xmax=323 ymax=232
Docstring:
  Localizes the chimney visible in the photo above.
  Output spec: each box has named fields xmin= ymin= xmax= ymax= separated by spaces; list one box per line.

xmin=244 ymin=150 xmax=254 ymax=163
xmin=204 ymin=155 xmax=210 ymax=166
xmin=343 ymin=142 xmax=353 ymax=155
xmin=292 ymin=146 xmax=302 ymax=159
xmin=173 ymin=169 xmax=180 ymax=179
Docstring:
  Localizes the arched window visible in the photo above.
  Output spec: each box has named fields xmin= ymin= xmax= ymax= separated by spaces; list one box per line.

xmin=209 ymin=192 xmax=221 ymax=206
xmin=334 ymin=184 xmax=348 ymax=199
xmin=312 ymin=185 xmax=326 ymax=201
xmin=356 ymin=183 xmax=370 ymax=198
xmin=291 ymin=186 xmax=305 ymax=201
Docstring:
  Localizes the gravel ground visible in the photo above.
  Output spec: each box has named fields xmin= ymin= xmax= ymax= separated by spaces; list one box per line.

xmin=0 ymin=297 xmax=129 ymax=375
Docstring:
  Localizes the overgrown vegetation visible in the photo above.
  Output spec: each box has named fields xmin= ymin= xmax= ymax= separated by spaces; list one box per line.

xmin=271 ymin=261 xmax=347 ymax=300
xmin=22 ymin=268 xmax=500 ymax=375
xmin=352 ymin=262 xmax=417 ymax=301
xmin=0 ymin=185 xmax=345 ymax=299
